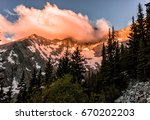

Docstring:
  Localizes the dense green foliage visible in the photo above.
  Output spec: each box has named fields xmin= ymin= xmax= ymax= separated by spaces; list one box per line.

xmin=38 ymin=74 xmax=88 ymax=103
xmin=45 ymin=58 xmax=53 ymax=84
xmin=70 ymin=47 xmax=86 ymax=83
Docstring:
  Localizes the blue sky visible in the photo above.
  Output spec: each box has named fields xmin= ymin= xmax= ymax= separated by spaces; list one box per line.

xmin=0 ymin=0 xmax=149 ymax=30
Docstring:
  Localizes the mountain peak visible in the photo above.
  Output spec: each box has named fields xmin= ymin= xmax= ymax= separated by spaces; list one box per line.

xmin=115 ymin=26 xmax=130 ymax=42
xmin=27 ymin=34 xmax=49 ymax=40
xmin=29 ymin=34 xmax=39 ymax=38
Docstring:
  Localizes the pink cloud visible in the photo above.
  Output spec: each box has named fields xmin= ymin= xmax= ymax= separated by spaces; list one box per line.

xmin=0 ymin=3 xmax=110 ymax=44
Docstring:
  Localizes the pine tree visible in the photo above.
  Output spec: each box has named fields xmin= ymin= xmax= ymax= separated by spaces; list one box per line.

xmin=37 ymin=69 xmax=42 ymax=89
xmin=120 ymin=43 xmax=128 ymax=72
xmin=144 ymin=2 xmax=150 ymax=79
xmin=128 ymin=16 xmax=139 ymax=49
xmin=112 ymin=26 xmax=115 ymax=42
xmin=127 ymin=16 xmax=139 ymax=78
xmin=145 ymin=2 xmax=150 ymax=45
xmin=136 ymin=3 xmax=149 ymax=81
xmin=137 ymin=40 xmax=148 ymax=81
xmin=26 ymin=68 xmax=37 ymax=102
xmin=18 ymin=71 xmax=25 ymax=89
xmin=106 ymin=27 xmax=116 ymax=81
xmin=114 ymin=41 xmax=128 ymax=90
xmin=0 ymin=85 xmax=5 ymax=102
xmin=107 ymin=28 xmax=114 ymax=62
xmin=16 ymin=71 xmax=27 ymax=103
xmin=100 ymin=26 xmax=127 ymax=91
xmin=5 ymin=66 xmax=15 ymax=102
xmin=102 ymin=43 xmax=107 ymax=65
xmin=70 ymin=47 xmax=86 ymax=83
xmin=45 ymin=58 xmax=53 ymax=84
xmin=17 ymin=84 xmax=27 ymax=103
xmin=137 ymin=3 xmax=147 ymax=46
xmin=0 ymin=52 xmax=5 ymax=102
xmin=94 ymin=27 xmax=124 ymax=102
xmin=98 ymin=28 xmax=114 ymax=87
xmin=100 ymin=43 xmax=108 ymax=82
xmin=120 ymin=43 xmax=125 ymax=55
xmin=28 ymin=69 xmax=37 ymax=95
xmin=31 ymin=68 xmax=37 ymax=88
xmin=57 ymin=47 xmax=71 ymax=77
xmin=6 ymin=79 xmax=13 ymax=103
xmin=96 ymin=43 xmax=107 ymax=91
xmin=114 ymin=41 xmax=120 ymax=74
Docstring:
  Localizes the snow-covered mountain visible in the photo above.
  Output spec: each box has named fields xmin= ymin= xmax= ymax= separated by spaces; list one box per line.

xmin=0 ymin=34 xmax=103 ymax=87
xmin=0 ymin=26 xmax=131 ymax=95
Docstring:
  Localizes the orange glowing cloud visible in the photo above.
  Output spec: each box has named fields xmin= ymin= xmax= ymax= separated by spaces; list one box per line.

xmin=0 ymin=3 xmax=110 ymax=44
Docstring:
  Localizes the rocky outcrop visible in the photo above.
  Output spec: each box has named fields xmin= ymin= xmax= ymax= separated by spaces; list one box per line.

xmin=115 ymin=81 xmax=150 ymax=103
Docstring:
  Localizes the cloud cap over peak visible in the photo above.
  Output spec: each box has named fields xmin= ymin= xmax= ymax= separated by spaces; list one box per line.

xmin=0 ymin=2 xmax=110 ymax=44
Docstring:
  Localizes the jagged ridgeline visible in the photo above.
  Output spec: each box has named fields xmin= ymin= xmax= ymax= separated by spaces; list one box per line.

xmin=0 ymin=34 xmax=103 ymax=102
xmin=1 ymin=1 xmax=150 ymax=103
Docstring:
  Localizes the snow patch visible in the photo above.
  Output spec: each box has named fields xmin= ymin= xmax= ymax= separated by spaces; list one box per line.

xmin=31 ymin=57 xmax=35 ymax=60
xmin=57 ymin=42 xmax=62 ymax=45
xmin=81 ymin=49 xmax=101 ymax=69
xmin=41 ymin=72 xmax=45 ymax=75
xmin=82 ymin=48 xmax=89 ymax=51
xmin=3 ymin=78 xmax=19 ymax=95
xmin=0 ymin=63 xmax=5 ymax=69
xmin=7 ymin=50 xmax=18 ymax=64
xmin=12 ymin=79 xmax=19 ymax=95
xmin=50 ymin=44 xmax=59 ymax=49
xmin=35 ymin=62 xmax=41 ymax=69
xmin=30 ymin=43 xmax=52 ymax=59
xmin=28 ymin=46 xmax=36 ymax=52
xmin=26 ymin=67 xmax=31 ymax=71
xmin=0 ymin=53 xmax=5 ymax=69
xmin=28 ymin=41 xmax=102 ymax=70
xmin=0 ymin=49 xmax=7 ymax=53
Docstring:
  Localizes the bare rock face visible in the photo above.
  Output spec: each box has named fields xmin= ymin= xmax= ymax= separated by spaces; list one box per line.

xmin=115 ymin=81 xmax=150 ymax=103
